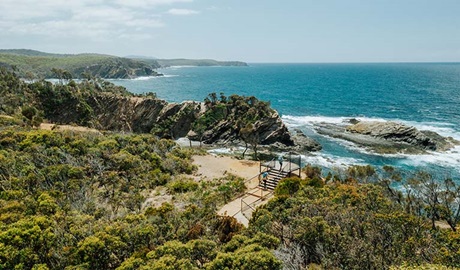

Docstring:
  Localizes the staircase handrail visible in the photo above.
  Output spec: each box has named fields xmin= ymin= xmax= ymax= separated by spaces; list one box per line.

xmin=240 ymin=190 xmax=274 ymax=219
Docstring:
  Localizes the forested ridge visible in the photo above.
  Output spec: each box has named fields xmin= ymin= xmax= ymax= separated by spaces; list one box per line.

xmin=0 ymin=50 xmax=161 ymax=79
xmin=1 ymin=68 xmax=460 ymax=269
xmin=0 ymin=49 xmax=248 ymax=80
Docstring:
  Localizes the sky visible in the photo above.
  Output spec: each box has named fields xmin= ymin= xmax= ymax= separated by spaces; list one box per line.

xmin=1 ymin=0 xmax=459 ymax=62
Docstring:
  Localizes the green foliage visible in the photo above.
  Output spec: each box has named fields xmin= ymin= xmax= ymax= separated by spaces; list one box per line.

xmin=191 ymin=93 xmax=273 ymax=150
xmin=249 ymin=178 xmax=457 ymax=269
xmin=0 ymin=67 xmax=132 ymax=128
xmin=167 ymin=177 xmax=199 ymax=193
xmin=0 ymin=124 xmax=278 ymax=269
xmin=0 ymin=128 xmax=217 ymax=269
xmin=206 ymin=244 xmax=282 ymax=270
xmin=274 ymin=177 xmax=304 ymax=197
xmin=0 ymin=51 xmax=160 ymax=79
xmin=216 ymin=174 xmax=246 ymax=203
xmin=303 ymin=164 xmax=322 ymax=179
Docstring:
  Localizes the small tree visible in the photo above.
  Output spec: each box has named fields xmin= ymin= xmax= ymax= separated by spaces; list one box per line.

xmin=239 ymin=123 xmax=259 ymax=160
xmin=192 ymin=116 xmax=208 ymax=147
xmin=439 ymin=178 xmax=460 ymax=231
xmin=408 ymin=171 xmax=442 ymax=230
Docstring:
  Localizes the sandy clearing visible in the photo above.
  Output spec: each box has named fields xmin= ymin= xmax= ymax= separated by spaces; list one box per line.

xmin=192 ymin=154 xmax=260 ymax=181
xmin=40 ymin=123 xmax=103 ymax=135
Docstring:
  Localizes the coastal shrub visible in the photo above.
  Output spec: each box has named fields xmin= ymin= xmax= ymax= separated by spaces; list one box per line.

xmin=274 ymin=177 xmax=303 ymax=197
xmin=303 ymin=164 xmax=322 ymax=179
xmin=167 ymin=177 xmax=198 ymax=193
xmin=216 ymin=174 xmax=246 ymax=203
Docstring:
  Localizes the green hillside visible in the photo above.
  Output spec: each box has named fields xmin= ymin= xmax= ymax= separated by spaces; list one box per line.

xmin=0 ymin=49 xmax=161 ymax=79
xmin=1 ymin=68 xmax=460 ymax=269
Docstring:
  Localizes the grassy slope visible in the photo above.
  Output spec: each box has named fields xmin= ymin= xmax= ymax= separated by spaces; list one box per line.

xmin=0 ymin=49 xmax=248 ymax=79
xmin=0 ymin=49 xmax=160 ymax=79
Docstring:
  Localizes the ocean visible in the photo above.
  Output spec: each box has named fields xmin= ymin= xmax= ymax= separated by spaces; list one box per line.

xmin=110 ymin=63 xmax=460 ymax=179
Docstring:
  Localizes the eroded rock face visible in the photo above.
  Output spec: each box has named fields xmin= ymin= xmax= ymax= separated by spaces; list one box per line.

xmin=192 ymin=111 xmax=297 ymax=147
xmin=47 ymin=92 xmax=321 ymax=151
xmin=87 ymin=95 xmax=202 ymax=138
xmin=83 ymin=95 xmax=317 ymax=150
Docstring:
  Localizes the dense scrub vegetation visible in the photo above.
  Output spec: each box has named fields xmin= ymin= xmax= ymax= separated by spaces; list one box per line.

xmin=2 ymin=67 xmax=460 ymax=269
xmin=0 ymin=68 xmax=283 ymax=269
xmin=0 ymin=67 xmax=132 ymax=127
xmin=0 ymin=127 xmax=282 ymax=269
xmin=248 ymin=166 xmax=460 ymax=269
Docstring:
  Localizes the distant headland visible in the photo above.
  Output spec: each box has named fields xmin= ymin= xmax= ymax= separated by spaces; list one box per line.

xmin=0 ymin=49 xmax=248 ymax=80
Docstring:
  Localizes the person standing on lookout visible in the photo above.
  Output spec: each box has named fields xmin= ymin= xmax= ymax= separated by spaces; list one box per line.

xmin=262 ymin=171 xmax=268 ymax=190
xmin=278 ymin=154 xmax=283 ymax=170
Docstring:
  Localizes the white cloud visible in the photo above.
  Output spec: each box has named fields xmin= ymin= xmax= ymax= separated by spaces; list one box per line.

xmin=0 ymin=0 xmax=192 ymax=41
xmin=115 ymin=0 xmax=193 ymax=8
xmin=167 ymin=8 xmax=199 ymax=15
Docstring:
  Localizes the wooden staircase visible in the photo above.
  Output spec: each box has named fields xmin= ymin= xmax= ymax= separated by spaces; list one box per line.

xmin=259 ymin=169 xmax=289 ymax=190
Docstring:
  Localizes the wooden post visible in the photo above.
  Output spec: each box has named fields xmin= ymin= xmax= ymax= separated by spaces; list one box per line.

xmin=289 ymin=151 xmax=292 ymax=173
xmin=298 ymin=155 xmax=301 ymax=177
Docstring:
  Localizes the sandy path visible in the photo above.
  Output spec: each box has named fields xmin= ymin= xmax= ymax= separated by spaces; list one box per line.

xmin=192 ymin=154 xmax=260 ymax=181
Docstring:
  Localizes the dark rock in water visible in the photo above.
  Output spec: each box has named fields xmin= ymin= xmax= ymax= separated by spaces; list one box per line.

xmin=420 ymin=130 xmax=460 ymax=152
xmin=315 ymin=120 xmax=458 ymax=154
xmin=346 ymin=121 xmax=437 ymax=150
xmin=348 ymin=118 xmax=360 ymax=125
xmin=290 ymin=130 xmax=322 ymax=151
xmin=265 ymin=130 xmax=321 ymax=152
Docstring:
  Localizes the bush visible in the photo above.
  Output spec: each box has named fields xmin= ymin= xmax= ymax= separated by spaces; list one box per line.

xmin=167 ymin=177 xmax=198 ymax=193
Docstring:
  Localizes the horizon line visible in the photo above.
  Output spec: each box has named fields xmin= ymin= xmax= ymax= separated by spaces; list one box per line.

xmin=247 ymin=61 xmax=460 ymax=64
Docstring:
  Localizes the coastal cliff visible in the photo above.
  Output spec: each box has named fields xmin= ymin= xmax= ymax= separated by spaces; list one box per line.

xmin=0 ymin=68 xmax=317 ymax=151
xmin=0 ymin=49 xmax=161 ymax=79
xmin=82 ymin=94 xmax=308 ymax=149
xmin=0 ymin=49 xmax=249 ymax=80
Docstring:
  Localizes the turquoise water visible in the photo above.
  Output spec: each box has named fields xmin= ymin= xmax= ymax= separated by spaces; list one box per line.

xmin=111 ymin=63 xmax=460 ymax=178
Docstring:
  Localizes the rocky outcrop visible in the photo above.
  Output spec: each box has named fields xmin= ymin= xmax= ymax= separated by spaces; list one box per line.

xmin=290 ymin=129 xmax=322 ymax=151
xmin=41 ymin=88 xmax=320 ymax=151
xmin=188 ymin=110 xmax=296 ymax=147
xmin=86 ymin=95 xmax=201 ymax=138
xmin=316 ymin=120 xmax=458 ymax=154
xmin=73 ymin=59 xmax=161 ymax=79
xmin=346 ymin=121 xmax=437 ymax=150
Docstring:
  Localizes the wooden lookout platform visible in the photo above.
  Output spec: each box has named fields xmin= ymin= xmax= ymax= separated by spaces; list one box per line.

xmin=227 ymin=153 xmax=302 ymax=226
xmin=218 ymin=153 xmax=302 ymax=226
xmin=258 ymin=157 xmax=301 ymax=191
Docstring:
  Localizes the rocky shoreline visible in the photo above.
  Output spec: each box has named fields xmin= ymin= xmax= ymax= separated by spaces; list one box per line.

xmin=78 ymin=95 xmax=458 ymax=156
xmin=315 ymin=119 xmax=459 ymax=154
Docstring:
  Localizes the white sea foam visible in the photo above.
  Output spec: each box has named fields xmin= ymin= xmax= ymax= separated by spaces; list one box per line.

xmin=282 ymin=115 xmax=460 ymax=139
xmin=283 ymin=115 xmax=389 ymax=128
xmin=301 ymin=153 xmax=365 ymax=169
xmin=207 ymin=147 xmax=246 ymax=155
xmin=398 ymin=146 xmax=460 ymax=174
xmin=282 ymin=115 xmax=351 ymax=127
xmin=164 ymin=65 xmax=197 ymax=70
xmin=282 ymin=114 xmax=460 ymax=172
xmin=108 ymin=74 xmax=178 ymax=81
